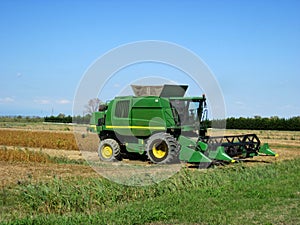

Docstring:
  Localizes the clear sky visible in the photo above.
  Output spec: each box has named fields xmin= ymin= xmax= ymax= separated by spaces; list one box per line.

xmin=0 ymin=0 xmax=299 ymax=118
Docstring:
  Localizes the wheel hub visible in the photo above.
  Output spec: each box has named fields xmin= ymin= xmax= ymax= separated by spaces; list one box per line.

xmin=152 ymin=142 xmax=167 ymax=159
xmin=102 ymin=145 xmax=113 ymax=158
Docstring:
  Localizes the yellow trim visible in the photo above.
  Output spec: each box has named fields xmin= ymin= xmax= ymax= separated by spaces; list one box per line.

xmin=90 ymin=125 xmax=97 ymax=129
xmin=106 ymin=125 xmax=165 ymax=130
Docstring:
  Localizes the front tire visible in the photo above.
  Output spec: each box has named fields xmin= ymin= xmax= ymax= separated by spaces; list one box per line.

xmin=146 ymin=133 xmax=180 ymax=164
xmin=98 ymin=139 xmax=121 ymax=162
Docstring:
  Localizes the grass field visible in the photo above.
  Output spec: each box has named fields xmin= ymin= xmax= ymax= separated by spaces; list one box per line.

xmin=0 ymin=122 xmax=299 ymax=224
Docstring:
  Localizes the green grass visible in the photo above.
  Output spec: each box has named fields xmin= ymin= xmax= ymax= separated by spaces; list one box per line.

xmin=1 ymin=158 xmax=299 ymax=224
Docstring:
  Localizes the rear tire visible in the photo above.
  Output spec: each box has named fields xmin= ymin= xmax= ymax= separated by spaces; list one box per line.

xmin=98 ymin=139 xmax=121 ymax=162
xmin=146 ymin=133 xmax=180 ymax=164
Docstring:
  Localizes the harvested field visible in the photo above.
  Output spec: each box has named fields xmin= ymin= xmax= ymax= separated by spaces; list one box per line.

xmin=0 ymin=161 xmax=96 ymax=188
xmin=0 ymin=125 xmax=299 ymax=187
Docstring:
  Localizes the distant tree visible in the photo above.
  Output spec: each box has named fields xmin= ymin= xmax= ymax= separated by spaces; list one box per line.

xmin=44 ymin=114 xmax=72 ymax=123
xmin=72 ymin=114 xmax=91 ymax=124
xmin=84 ymin=98 xmax=102 ymax=114
xmin=58 ymin=113 xmax=65 ymax=118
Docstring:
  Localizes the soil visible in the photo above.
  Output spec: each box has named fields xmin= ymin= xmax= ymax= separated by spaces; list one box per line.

xmin=0 ymin=161 xmax=97 ymax=187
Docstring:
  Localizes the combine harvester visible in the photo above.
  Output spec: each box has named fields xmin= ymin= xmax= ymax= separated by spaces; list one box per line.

xmin=90 ymin=85 xmax=277 ymax=167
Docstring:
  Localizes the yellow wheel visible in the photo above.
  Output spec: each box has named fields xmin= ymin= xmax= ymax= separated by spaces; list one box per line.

xmin=152 ymin=142 xmax=168 ymax=159
xmin=146 ymin=133 xmax=179 ymax=164
xmin=101 ymin=145 xmax=113 ymax=159
xmin=98 ymin=139 xmax=121 ymax=162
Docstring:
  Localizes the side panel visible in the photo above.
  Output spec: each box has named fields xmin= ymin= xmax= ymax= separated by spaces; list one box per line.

xmin=130 ymin=97 xmax=174 ymax=137
xmin=131 ymin=108 xmax=166 ymax=136
xmin=103 ymin=96 xmax=176 ymax=138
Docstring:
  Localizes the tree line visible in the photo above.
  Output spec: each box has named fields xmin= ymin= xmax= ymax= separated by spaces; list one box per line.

xmin=0 ymin=114 xmax=91 ymax=124
xmin=209 ymin=116 xmax=300 ymax=131
xmin=44 ymin=115 xmax=72 ymax=123
xmin=1 ymin=115 xmax=300 ymax=131
xmin=0 ymin=116 xmax=44 ymax=123
xmin=44 ymin=114 xmax=91 ymax=124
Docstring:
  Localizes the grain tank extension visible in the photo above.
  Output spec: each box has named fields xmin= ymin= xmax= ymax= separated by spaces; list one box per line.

xmin=90 ymin=85 xmax=277 ymax=166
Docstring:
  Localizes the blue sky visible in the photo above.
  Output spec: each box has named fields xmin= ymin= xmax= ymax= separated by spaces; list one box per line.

xmin=0 ymin=0 xmax=299 ymax=118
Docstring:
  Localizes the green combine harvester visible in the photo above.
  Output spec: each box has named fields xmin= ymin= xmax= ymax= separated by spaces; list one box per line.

xmin=90 ymin=85 xmax=277 ymax=166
